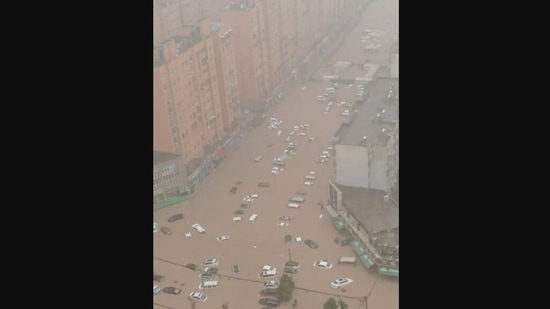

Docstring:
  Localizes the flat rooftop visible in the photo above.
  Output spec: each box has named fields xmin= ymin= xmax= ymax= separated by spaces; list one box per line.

xmin=340 ymin=186 xmax=399 ymax=246
xmin=338 ymin=78 xmax=398 ymax=146
xmin=154 ymin=151 xmax=181 ymax=165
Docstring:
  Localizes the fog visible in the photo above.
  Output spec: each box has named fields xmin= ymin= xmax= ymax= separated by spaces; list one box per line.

xmin=154 ymin=0 xmax=398 ymax=308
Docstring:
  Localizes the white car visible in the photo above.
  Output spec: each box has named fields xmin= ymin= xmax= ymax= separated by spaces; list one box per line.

xmin=262 ymin=265 xmax=276 ymax=271
xmin=341 ymin=111 xmax=351 ymax=116
xmin=232 ymin=217 xmax=242 ymax=222
xmin=277 ymin=222 xmax=289 ymax=227
xmin=264 ymin=280 xmax=279 ymax=288
xmin=308 ymin=136 xmax=315 ymax=141
xmin=330 ymin=278 xmax=353 ymax=289
xmin=217 ymin=235 xmax=230 ymax=241
xmin=153 ymin=223 xmax=158 ymax=233
xmin=316 ymin=95 xmax=327 ymax=101
xmin=299 ymin=132 xmax=306 ymax=136
xmin=250 ymin=194 xmax=259 ymax=198
xmin=309 ymin=171 xmax=316 ymax=175
xmin=304 ymin=181 xmax=315 ymax=186
xmin=203 ymin=259 xmax=219 ymax=266
xmin=313 ymin=261 xmax=333 ymax=269
xmin=184 ymin=232 xmax=192 ymax=239
xmin=192 ymin=223 xmax=206 ymax=234
xmin=189 ymin=292 xmax=208 ymax=302
xmin=271 ymin=170 xmax=280 ymax=175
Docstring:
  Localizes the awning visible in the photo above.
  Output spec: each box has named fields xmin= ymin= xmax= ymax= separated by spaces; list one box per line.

xmin=359 ymin=254 xmax=375 ymax=268
xmin=351 ymin=240 xmax=366 ymax=256
xmin=332 ymin=219 xmax=345 ymax=230
xmin=378 ymin=267 xmax=399 ymax=277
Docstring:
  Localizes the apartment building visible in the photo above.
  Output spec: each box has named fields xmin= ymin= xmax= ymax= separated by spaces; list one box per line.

xmin=259 ymin=0 xmax=283 ymax=91
xmin=210 ymin=22 xmax=242 ymax=132
xmin=153 ymin=19 xmax=240 ymax=165
xmin=220 ymin=1 xmax=270 ymax=110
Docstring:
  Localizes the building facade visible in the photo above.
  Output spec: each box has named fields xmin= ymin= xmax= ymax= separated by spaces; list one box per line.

xmin=153 ymin=19 xmax=241 ymax=165
xmin=153 ymin=151 xmax=189 ymax=205
xmin=386 ymin=120 xmax=399 ymax=202
xmin=220 ymin=1 xmax=270 ymax=109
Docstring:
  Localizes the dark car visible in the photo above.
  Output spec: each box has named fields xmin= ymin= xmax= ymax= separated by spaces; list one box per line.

xmin=284 ymin=235 xmax=292 ymax=243
xmin=240 ymin=203 xmax=248 ymax=209
xmin=285 ymin=261 xmax=300 ymax=268
xmin=160 ymin=227 xmax=172 ymax=235
xmin=259 ymin=289 xmax=277 ymax=296
xmin=162 ymin=287 xmax=181 ymax=295
xmin=259 ymin=298 xmax=280 ymax=307
xmin=199 ymin=272 xmax=216 ymax=280
xmin=283 ymin=267 xmax=298 ymax=274
xmin=233 ymin=265 xmax=240 ymax=274
xmin=229 ymin=186 xmax=238 ymax=194
xmin=153 ymin=274 xmax=165 ymax=282
xmin=279 ymin=216 xmax=292 ymax=221
xmin=258 ymin=182 xmax=270 ymax=187
xmin=296 ymin=190 xmax=307 ymax=195
xmin=167 ymin=213 xmax=184 ymax=222
xmin=184 ymin=263 xmax=198 ymax=271
xmin=304 ymin=239 xmax=319 ymax=249
xmin=205 ymin=267 xmax=218 ymax=274
xmin=340 ymin=238 xmax=352 ymax=246
xmin=234 ymin=209 xmax=245 ymax=214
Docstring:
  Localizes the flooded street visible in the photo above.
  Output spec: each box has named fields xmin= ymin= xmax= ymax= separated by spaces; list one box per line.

xmin=154 ymin=1 xmax=398 ymax=308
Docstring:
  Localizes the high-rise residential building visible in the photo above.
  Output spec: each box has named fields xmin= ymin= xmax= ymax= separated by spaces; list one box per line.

xmin=220 ymin=1 xmax=270 ymax=110
xmin=210 ymin=22 xmax=242 ymax=132
xmin=153 ymin=19 xmax=240 ymax=165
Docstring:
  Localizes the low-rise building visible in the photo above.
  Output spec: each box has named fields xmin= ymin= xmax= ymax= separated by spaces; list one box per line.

xmin=154 ymin=151 xmax=189 ymax=209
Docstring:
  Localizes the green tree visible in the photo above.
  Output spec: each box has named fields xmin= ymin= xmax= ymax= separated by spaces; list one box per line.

xmin=323 ymin=297 xmax=348 ymax=309
xmin=276 ymin=274 xmax=295 ymax=302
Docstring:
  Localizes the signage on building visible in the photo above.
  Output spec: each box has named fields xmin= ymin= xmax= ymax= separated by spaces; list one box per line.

xmin=329 ymin=181 xmax=342 ymax=211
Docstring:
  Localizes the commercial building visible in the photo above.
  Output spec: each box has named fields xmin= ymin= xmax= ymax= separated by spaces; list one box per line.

xmin=329 ymin=77 xmax=399 ymax=277
xmin=153 ymin=151 xmax=189 ymax=208
xmin=153 ymin=18 xmax=241 ymax=165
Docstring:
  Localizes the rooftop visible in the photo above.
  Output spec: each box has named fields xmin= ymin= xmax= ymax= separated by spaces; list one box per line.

xmin=337 ymin=78 xmax=398 ymax=147
xmin=154 ymin=151 xmax=181 ymax=165
xmin=340 ymin=186 xmax=399 ymax=246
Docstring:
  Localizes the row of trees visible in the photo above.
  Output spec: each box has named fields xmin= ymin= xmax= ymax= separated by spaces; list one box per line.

xmin=275 ymin=274 xmax=350 ymax=309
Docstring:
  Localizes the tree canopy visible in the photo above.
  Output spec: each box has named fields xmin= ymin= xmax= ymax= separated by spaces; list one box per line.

xmin=323 ymin=297 xmax=349 ymax=309
xmin=276 ymin=274 xmax=295 ymax=302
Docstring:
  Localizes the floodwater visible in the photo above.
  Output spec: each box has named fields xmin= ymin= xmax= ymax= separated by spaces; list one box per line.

xmin=154 ymin=0 xmax=398 ymax=308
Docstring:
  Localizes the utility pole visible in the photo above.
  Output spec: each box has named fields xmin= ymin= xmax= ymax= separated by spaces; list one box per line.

xmin=364 ymin=296 xmax=368 ymax=309
xmin=288 ymin=248 xmax=292 ymax=262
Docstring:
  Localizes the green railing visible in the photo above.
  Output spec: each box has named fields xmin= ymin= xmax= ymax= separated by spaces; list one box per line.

xmin=154 ymin=195 xmax=188 ymax=211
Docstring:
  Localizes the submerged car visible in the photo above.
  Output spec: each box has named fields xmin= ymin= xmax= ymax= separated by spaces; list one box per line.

xmin=168 ymin=213 xmax=184 ymax=222
xmin=189 ymin=291 xmax=208 ymax=302
xmin=162 ymin=287 xmax=181 ymax=295
xmin=330 ymin=278 xmax=353 ymax=289
xmin=304 ymin=239 xmax=319 ymax=249
xmin=313 ymin=261 xmax=333 ymax=269
xmin=277 ymin=222 xmax=289 ymax=227
xmin=280 ymin=216 xmax=292 ymax=221
xmin=217 ymin=235 xmax=230 ymax=241
xmin=203 ymin=259 xmax=219 ymax=266
xmin=233 ymin=265 xmax=240 ymax=274
xmin=284 ymin=234 xmax=292 ymax=243
xmin=283 ymin=267 xmax=298 ymax=274
xmin=285 ymin=261 xmax=300 ymax=268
